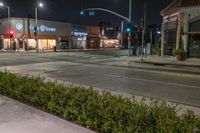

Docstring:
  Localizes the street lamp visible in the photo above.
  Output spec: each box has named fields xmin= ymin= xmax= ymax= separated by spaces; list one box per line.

xmin=0 ymin=2 xmax=11 ymax=51
xmin=35 ymin=2 xmax=43 ymax=53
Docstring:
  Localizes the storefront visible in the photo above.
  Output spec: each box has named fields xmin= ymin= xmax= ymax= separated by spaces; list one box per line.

xmin=161 ymin=0 xmax=200 ymax=57
xmin=188 ymin=19 xmax=200 ymax=57
xmin=71 ymin=24 xmax=87 ymax=49
xmin=100 ymin=39 xmax=120 ymax=48
xmin=162 ymin=16 xmax=177 ymax=55
xmin=87 ymin=37 xmax=100 ymax=49
xmin=0 ymin=18 xmax=71 ymax=51
xmin=86 ymin=26 xmax=101 ymax=49
xmin=0 ymin=18 xmax=101 ymax=51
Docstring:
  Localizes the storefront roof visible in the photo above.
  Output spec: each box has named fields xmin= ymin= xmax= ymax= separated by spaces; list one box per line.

xmin=181 ymin=0 xmax=200 ymax=7
xmin=161 ymin=0 xmax=200 ymax=16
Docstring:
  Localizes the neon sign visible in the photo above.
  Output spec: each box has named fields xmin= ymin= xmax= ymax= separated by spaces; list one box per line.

xmin=15 ymin=23 xmax=56 ymax=32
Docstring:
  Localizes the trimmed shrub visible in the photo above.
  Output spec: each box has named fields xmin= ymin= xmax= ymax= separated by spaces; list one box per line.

xmin=0 ymin=71 xmax=199 ymax=133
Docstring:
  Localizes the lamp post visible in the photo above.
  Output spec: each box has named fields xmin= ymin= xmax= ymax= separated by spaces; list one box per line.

xmin=0 ymin=2 xmax=11 ymax=51
xmin=35 ymin=2 xmax=43 ymax=53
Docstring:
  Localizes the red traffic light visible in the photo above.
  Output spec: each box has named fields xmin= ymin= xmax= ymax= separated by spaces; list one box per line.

xmin=9 ymin=30 xmax=14 ymax=38
xmin=128 ymin=36 xmax=132 ymax=41
xmin=10 ymin=30 xmax=14 ymax=35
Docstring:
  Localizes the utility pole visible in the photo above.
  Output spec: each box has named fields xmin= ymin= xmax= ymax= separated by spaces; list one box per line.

xmin=120 ymin=21 xmax=124 ymax=48
xmin=141 ymin=0 xmax=147 ymax=60
xmin=35 ymin=2 xmax=43 ymax=53
xmin=128 ymin=0 xmax=132 ymax=56
xmin=35 ymin=8 xmax=39 ymax=53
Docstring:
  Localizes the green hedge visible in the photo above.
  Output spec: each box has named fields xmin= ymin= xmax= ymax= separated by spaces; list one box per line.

xmin=0 ymin=71 xmax=200 ymax=133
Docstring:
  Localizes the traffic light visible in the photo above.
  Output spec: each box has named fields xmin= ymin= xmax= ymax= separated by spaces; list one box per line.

xmin=34 ymin=26 xmax=37 ymax=36
xmin=89 ymin=10 xmax=95 ymax=16
xmin=127 ymin=35 xmax=132 ymax=41
xmin=126 ymin=27 xmax=131 ymax=33
xmin=9 ymin=30 xmax=14 ymax=38
xmin=80 ymin=9 xmax=85 ymax=16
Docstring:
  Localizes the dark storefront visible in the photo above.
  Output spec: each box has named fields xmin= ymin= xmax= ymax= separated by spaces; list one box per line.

xmin=189 ymin=19 xmax=200 ymax=57
xmin=163 ymin=17 xmax=178 ymax=55
xmin=86 ymin=26 xmax=100 ymax=49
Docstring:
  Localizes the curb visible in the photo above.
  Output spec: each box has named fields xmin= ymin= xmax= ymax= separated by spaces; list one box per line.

xmin=135 ymin=60 xmax=200 ymax=68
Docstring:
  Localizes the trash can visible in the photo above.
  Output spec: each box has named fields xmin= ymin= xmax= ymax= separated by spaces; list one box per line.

xmin=53 ymin=46 xmax=57 ymax=52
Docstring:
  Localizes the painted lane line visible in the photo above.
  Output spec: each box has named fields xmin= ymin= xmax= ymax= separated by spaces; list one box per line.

xmin=90 ymin=72 xmax=200 ymax=89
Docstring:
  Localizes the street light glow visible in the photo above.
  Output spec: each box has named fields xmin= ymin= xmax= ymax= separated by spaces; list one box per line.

xmin=39 ymin=2 xmax=43 ymax=8
xmin=0 ymin=2 xmax=4 ymax=6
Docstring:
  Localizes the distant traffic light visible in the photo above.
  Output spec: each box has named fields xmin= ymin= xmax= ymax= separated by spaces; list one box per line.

xmin=89 ymin=10 xmax=95 ymax=16
xmin=9 ymin=30 xmax=14 ymax=38
xmin=34 ymin=26 xmax=37 ymax=36
xmin=127 ymin=35 xmax=132 ymax=41
xmin=126 ymin=27 xmax=131 ymax=33
xmin=80 ymin=9 xmax=85 ymax=16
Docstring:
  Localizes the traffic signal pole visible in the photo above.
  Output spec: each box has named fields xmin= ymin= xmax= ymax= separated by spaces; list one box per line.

xmin=6 ymin=6 xmax=11 ymax=51
xmin=8 ymin=6 xmax=11 ymax=52
xmin=128 ymin=0 xmax=132 ymax=56
xmin=120 ymin=21 xmax=124 ymax=48
xmin=35 ymin=8 xmax=39 ymax=53
xmin=84 ymin=8 xmax=130 ymax=22
xmin=141 ymin=0 xmax=147 ymax=61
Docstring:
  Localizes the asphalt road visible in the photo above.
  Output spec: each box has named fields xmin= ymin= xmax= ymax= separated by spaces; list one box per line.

xmin=0 ymin=50 xmax=200 ymax=107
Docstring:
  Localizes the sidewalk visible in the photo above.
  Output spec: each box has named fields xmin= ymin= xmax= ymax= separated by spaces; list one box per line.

xmin=0 ymin=48 xmax=119 ymax=53
xmin=108 ymin=55 xmax=200 ymax=76
xmin=120 ymin=55 xmax=200 ymax=67
xmin=0 ymin=95 xmax=96 ymax=133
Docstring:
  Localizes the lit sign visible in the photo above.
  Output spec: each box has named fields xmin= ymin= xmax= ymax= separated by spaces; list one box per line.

xmin=72 ymin=32 xmax=88 ymax=36
xmin=16 ymin=23 xmax=23 ymax=30
xmin=29 ymin=25 xmax=56 ymax=32
xmin=15 ymin=23 xmax=56 ymax=32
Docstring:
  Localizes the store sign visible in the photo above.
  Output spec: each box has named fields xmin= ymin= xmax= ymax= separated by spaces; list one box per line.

xmin=15 ymin=23 xmax=56 ymax=32
xmin=16 ymin=23 xmax=23 ymax=30
xmin=72 ymin=31 xmax=88 ymax=36
xmin=30 ymin=25 xmax=56 ymax=32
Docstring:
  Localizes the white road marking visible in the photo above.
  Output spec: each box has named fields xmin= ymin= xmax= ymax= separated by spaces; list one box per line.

xmin=90 ymin=72 xmax=200 ymax=89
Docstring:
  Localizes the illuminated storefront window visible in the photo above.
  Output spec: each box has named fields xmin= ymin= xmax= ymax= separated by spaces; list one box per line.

xmin=3 ymin=39 xmax=10 ymax=49
xmin=28 ymin=39 xmax=56 ymax=50
xmin=100 ymin=39 xmax=120 ymax=48
xmin=47 ymin=40 xmax=56 ymax=49
xmin=28 ymin=39 xmax=36 ymax=50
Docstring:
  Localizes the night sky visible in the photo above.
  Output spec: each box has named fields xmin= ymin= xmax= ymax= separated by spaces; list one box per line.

xmin=0 ymin=0 xmax=173 ymax=26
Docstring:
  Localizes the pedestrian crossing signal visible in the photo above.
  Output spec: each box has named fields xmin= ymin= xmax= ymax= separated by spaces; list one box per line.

xmin=9 ymin=30 xmax=14 ymax=38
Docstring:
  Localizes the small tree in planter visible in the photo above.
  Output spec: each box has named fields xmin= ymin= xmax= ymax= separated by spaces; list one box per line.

xmin=172 ymin=48 xmax=186 ymax=61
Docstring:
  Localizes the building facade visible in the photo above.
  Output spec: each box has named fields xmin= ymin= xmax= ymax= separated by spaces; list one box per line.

xmin=0 ymin=18 xmax=100 ymax=51
xmin=161 ymin=0 xmax=200 ymax=57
